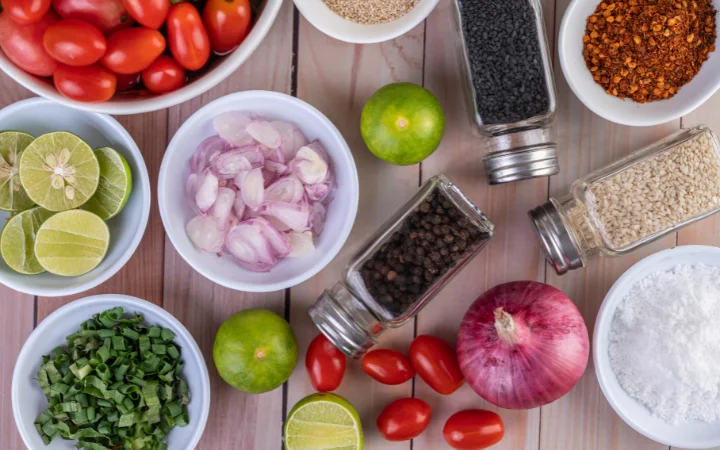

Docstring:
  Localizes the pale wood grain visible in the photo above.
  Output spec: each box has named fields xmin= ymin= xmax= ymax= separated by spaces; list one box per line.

xmin=286 ymin=14 xmax=425 ymax=450
xmin=162 ymin=3 xmax=294 ymax=449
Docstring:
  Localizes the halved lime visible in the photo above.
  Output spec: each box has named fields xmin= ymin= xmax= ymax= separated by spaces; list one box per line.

xmin=81 ymin=147 xmax=132 ymax=220
xmin=284 ymin=393 xmax=363 ymax=450
xmin=1 ymin=207 xmax=55 ymax=274
xmin=34 ymin=210 xmax=109 ymax=277
xmin=19 ymin=132 xmax=100 ymax=212
xmin=0 ymin=131 xmax=36 ymax=211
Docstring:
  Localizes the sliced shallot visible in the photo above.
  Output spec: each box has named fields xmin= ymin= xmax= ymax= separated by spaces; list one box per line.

xmin=287 ymin=231 xmax=315 ymax=258
xmin=186 ymin=215 xmax=225 ymax=253
xmin=258 ymin=201 xmax=310 ymax=232
xmin=310 ymin=202 xmax=327 ymax=235
xmin=291 ymin=145 xmax=329 ymax=185
xmin=225 ymin=222 xmax=277 ymax=272
xmin=213 ymin=112 xmax=255 ymax=146
xmin=212 ymin=150 xmax=253 ymax=179
xmin=247 ymin=120 xmax=282 ymax=148
xmin=272 ymin=120 xmax=309 ymax=160
xmin=233 ymin=192 xmax=246 ymax=218
xmin=241 ymin=168 xmax=265 ymax=210
xmin=208 ymin=187 xmax=236 ymax=229
xmin=195 ymin=168 xmax=219 ymax=213
xmin=191 ymin=136 xmax=227 ymax=174
xmin=248 ymin=217 xmax=291 ymax=258
xmin=265 ymin=175 xmax=304 ymax=204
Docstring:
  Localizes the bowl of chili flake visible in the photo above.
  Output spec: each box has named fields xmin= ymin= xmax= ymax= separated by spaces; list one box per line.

xmin=559 ymin=0 xmax=719 ymax=126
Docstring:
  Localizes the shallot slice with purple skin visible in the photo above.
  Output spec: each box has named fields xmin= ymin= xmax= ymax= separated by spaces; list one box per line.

xmin=248 ymin=217 xmax=291 ymax=258
xmin=290 ymin=145 xmax=329 ymax=185
xmin=233 ymin=192 xmax=246 ymax=218
xmin=287 ymin=231 xmax=315 ymax=258
xmin=247 ymin=120 xmax=282 ymax=148
xmin=213 ymin=112 xmax=255 ymax=146
xmin=195 ymin=168 xmax=219 ymax=213
xmin=272 ymin=120 xmax=309 ymax=160
xmin=305 ymin=140 xmax=329 ymax=162
xmin=212 ymin=150 xmax=253 ymax=179
xmin=264 ymin=146 xmax=285 ymax=164
xmin=265 ymin=161 xmax=288 ymax=175
xmin=208 ymin=187 xmax=236 ymax=229
xmin=225 ymin=222 xmax=277 ymax=272
xmin=258 ymin=201 xmax=310 ymax=232
xmin=241 ymin=167 xmax=265 ymax=211
xmin=305 ymin=183 xmax=330 ymax=203
xmin=186 ymin=215 xmax=226 ymax=253
xmin=265 ymin=174 xmax=304 ymax=204
xmin=191 ymin=136 xmax=227 ymax=174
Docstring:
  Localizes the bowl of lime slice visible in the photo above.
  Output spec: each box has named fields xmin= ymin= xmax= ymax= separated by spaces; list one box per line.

xmin=0 ymin=97 xmax=150 ymax=296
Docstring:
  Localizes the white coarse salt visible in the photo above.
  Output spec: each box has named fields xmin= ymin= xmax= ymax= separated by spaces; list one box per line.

xmin=609 ymin=264 xmax=720 ymax=424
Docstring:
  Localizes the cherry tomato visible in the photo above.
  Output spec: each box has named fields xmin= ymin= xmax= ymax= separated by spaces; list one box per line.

xmin=1 ymin=0 xmax=51 ymax=24
xmin=43 ymin=19 xmax=106 ymax=66
xmin=377 ymin=398 xmax=431 ymax=441
xmin=122 ymin=0 xmax=169 ymax=29
xmin=0 ymin=11 xmax=58 ymax=77
xmin=142 ymin=55 xmax=186 ymax=94
xmin=443 ymin=410 xmax=504 ymax=450
xmin=202 ymin=0 xmax=252 ymax=54
xmin=52 ymin=0 xmax=133 ymax=33
xmin=409 ymin=335 xmax=464 ymax=395
xmin=101 ymin=27 xmax=166 ymax=74
xmin=115 ymin=72 xmax=140 ymax=92
xmin=166 ymin=2 xmax=210 ymax=71
xmin=362 ymin=349 xmax=415 ymax=385
xmin=53 ymin=64 xmax=117 ymax=102
xmin=305 ymin=334 xmax=346 ymax=392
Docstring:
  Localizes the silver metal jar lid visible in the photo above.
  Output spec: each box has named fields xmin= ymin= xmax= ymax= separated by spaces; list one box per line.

xmin=483 ymin=143 xmax=559 ymax=184
xmin=528 ymin=199 xmax=584 ymax=274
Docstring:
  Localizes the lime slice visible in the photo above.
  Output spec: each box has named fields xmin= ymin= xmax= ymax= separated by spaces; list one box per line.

xmin=19 ymin=132 xmax=100 ymax=212
xmin=81 ymin=147 xmax=132 ymax=220
xmin=284 ymin=393 xmax=363 ymax=450
xmin=0 ymin=131 xmax=37 ymax=211
xmin=1 ymin=207 xmax=55 ymax=274
xmin=34 ymin=210 xmax=110 ymax=276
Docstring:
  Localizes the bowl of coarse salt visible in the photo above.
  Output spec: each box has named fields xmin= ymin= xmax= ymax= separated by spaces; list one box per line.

xmin=595 ymin=245 xmax=720 ymax=449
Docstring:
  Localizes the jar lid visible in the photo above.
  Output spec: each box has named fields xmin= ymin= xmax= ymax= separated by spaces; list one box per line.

xmin=529 ymin=199 xmax=584 ymax=274
xmin=483 ymin=143 xmax=559 ymax=184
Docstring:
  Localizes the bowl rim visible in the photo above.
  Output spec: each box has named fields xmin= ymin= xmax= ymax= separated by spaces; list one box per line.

xmin=558 ymin=0 xmax=720 ymax=127
xmin=593 ymin=245 xmax=720 ymax=448
xmin=293 ymin=0 xmax=440 ymax=44
xmin=0 ymin=97 xmax=151 ymax=297
xmin=0 ymin=0 xmax=284 ymax=115
xmin=158 ymin=90 xmax=359 ymax=292
xmin=11 ymin=294 xmax=211 ymax=450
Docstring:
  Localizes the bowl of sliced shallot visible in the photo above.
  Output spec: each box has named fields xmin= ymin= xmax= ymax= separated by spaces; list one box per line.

xmin=158 ymin=91 xmax=359 ymax=292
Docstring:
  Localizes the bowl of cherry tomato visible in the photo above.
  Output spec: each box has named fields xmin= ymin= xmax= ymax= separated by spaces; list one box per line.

xmin=0 ymin=0 xmax=283 ymax=114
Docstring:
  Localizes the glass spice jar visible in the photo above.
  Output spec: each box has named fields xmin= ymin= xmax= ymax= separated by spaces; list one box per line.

xmin=530 ymin=125 xmax=720 ymax=274
xmin=453 ymin=0 xmax=559 ymax=184
xmin=308 ymin=175 xmax=494 ymax=358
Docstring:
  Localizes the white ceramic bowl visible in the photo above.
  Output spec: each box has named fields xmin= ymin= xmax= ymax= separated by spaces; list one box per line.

xmin=0 ymin=98 xmax=150 ymax=297
xmin=294 ymin=0 xmax=439 ymax=44
xmin=559 ymin=0 xmax=720 ymax=126
xmin=0 ymin=1 xmax=283 ymax=115
xmin=158 ymin=90 xmax=359 ymax=292
xmin=594 ymin=245 xmax=720 ymax=448
xmin=12 ymin=294 xmax=211 ymax=450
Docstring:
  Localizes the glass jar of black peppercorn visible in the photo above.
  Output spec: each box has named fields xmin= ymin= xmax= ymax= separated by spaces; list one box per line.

xmin=453 ymin=0 xmax=559 ymax=184
xmin=308 ymin=175 xmax=494 ymax=359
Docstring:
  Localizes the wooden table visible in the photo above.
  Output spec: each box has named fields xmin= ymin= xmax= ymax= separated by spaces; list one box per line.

xmin=1 ymin=0 xmax=716 ymax=448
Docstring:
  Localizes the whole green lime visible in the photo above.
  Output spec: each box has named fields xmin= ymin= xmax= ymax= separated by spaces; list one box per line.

xmin=361 ymin=82 xmax=445 ymax=166
xmin=213 ymin=309 xmax=298 ymax=394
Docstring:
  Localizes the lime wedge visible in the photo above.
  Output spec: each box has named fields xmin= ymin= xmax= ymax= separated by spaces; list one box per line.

xmin=19 ymin=132 xmax=100 ymax=212
xmin=34 ymin=210 xmax=109 ymax=276
xmin=81 ymin=147 xmax=132 ymax=220
xmin=284 ymin=393 xmax=363 ymax=450
xmin=0 ymin=131 xmax=37 ymax=211
xmin=1 ymin=207 xmax=55 ymax=274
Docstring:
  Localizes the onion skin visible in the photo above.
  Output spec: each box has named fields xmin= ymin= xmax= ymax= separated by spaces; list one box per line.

xmin=457 ymin=281 xmax=589 ymax=410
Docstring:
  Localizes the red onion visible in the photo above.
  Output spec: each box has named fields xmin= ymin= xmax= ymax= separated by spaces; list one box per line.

xmin=457 ymin=281 xmax=589 ymax=410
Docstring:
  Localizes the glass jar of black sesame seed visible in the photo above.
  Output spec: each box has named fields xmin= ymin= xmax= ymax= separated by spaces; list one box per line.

xmin=308 ymin=175 xmax=494 ymax=359
xmin=454 ymin=0 xmax=559 ymax=184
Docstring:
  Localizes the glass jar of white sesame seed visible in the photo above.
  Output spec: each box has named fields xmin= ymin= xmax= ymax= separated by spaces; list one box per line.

xmin=529 ymin=125 xmax=720 ymax=274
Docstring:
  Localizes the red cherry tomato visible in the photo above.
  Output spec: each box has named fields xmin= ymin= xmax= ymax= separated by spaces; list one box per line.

xmin=115 ymin=72 xmax=140 ymax=92
xmin=305 ymin=334 xmax=346 ymax=392
xmin=409 ymin=335 xmax=464 ymax=395
xmin=122 ymin=0 xmax=169 ymax=29
xmin=1 ymin=0 xmax=51 ymax=24
xmin=166 ymin=2 xmax=210 ymax=71
xmin=443 ymin=410 xmax=504 ymax=450
xmin=361 ymin=349 xmax=415 ymax=385
xmin=377 ymin=398 xmax=431 ymax=441
xmin=101 ymin=27 xmax=166 ymax=74
xmin=52 ymin=0 xmax=133 ymax=33
xmin=142 ymin=55 xmax=186 ymax=94
xmin=43 ymin=19 xmax=106 ymax=66
xmin=53 ymin=64 xmax=117 ymax=102
xmin=202 ymin=0 xmax=252 ymax=54
xmin=0 ymin=11 xmax=58 ymax=77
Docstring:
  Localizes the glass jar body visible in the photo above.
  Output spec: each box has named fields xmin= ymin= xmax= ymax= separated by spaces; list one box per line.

xmin=531 ymin=125 xmax=720 ymax=273
xmin=453 ymin=0 xmax=559 ymax=184
xmin=309 ymin=175 xmax=494 ymax=358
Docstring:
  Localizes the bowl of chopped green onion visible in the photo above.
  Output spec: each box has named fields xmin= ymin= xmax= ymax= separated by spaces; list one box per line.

xmin=11 ymin=294 xmax=210 ymax=450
